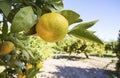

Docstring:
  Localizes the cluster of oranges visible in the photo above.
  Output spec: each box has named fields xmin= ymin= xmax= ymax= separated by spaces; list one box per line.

xmin=18 ymin=63 xmax=43 ymax=78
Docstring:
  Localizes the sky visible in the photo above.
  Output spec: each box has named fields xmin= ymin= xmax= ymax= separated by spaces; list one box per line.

xmin=63 ymin=0 xmax=120 ymax=41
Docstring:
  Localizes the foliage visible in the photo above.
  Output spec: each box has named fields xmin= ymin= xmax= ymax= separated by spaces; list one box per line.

xmin=54 ymin=35 xmax=105 ymax=58
xmin=54 ymin=36 xmax=76 ymax=53
xmin=54 ymin=36 xmax=117 ymax=58
xmin=103 ymin=34 xmax=120 ymax=78
xmin=0 ymin=0 xmax=103 ymax=78
xmin=105 ymin=41 xmax=117 ymax=53
xmin=106 ymin=31 xmax=120 ymax=73
xmin=0 ymin=33 xmax=54 ymax=78
xmin=114 ymin=38 xmax=120 ymax=71
xmin=19 ymin=35 xmax=54 ymax=60
xmin=68 ymin=20 xmax=103 ymax=44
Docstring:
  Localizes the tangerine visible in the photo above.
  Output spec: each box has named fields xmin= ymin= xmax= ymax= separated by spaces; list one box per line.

xmin=36 ymin=12 xmax=68 ymax=42
xmin=0 ymin=41 xmax=14 ymax=55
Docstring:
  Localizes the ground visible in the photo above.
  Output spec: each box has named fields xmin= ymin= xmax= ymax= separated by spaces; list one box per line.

xmin=37 ymin=54 xmax=119 ymax=78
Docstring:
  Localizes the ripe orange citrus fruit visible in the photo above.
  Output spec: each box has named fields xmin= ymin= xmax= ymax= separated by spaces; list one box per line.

xmin=22 ymin=75 xmax=27 ymax=78
xmin=18 ymin=74 xmax=26 ymax=78
xmin=18 ymin=74 xmax=23 ymax=78
xmin=26 ymin=63 xmax=33 ymax=70
xmin=0 ymin=41 xmax=14 ymax=55
xmin=36 ymin=12 xmax=68 ymax=42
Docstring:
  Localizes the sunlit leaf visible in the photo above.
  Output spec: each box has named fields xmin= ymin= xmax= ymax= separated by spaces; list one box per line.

xmin=60 ymin=10 xmax=82 ymax=25
xmin=73 ymin=18 xmax=83 ymax=24
xmin=27 ymin=50 xmax=35 ymax=59
xmin=71 ymin=20 xmax=99 ymax=31
xmin=0 ymin=0 xmax=11 ymax=17
xmin=22 ymin=50 xmax=30 ymax=60
xmin=46 ymin=0 xmax=63 ymax=12
xmin=11 ymin=6 xmax=37 ymax=33
xmin=68 ymin=28 xmax=103 ymax=44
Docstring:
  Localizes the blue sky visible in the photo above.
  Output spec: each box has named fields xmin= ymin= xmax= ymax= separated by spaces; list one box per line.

xmin=63 ymin=0 xmax=120 ymax=41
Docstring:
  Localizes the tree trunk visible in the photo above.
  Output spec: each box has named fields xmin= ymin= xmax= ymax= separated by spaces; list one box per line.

xmin=84 ymin=51 xmax=89 ymax=58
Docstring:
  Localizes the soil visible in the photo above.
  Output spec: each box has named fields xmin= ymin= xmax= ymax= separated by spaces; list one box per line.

xmin=37 ymin=54 xmax=120 ymax=78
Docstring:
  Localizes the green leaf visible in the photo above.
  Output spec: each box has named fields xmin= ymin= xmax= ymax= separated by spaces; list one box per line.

xmin=9 ymin=36 xmax=35 ymax=59
xmin=0 ymin=72 xmax=7 ymax=78
xmin=33 ymin=5 xmax=42 ymax=18
xmin=1 ymin=18 xmax=8 ymax=41
xmin=26 ymin=50 xmax=35 ymax=59
xmin=11 ymin=6 xmax=37 ymax=33
xmin=15 ymin=68 xmax=23 ymax=74
xmin=71 ymin=20 xmax=99 ymax=31
xmin=68 ymin=29 xmax=103 ymax=44
xmin=60 ymin=10 xmax=83 ymax=25
xmin=11 ymin=0 xmax=23 ymax=3
xmin=27 ymin=68 xmax=40 ymax=78
xmin=73 ymin=18 xmax=83 ymax=24
xmin=0 ymin=61 xmax=6 ymax=65
xmin=0 ymin=0 xmax=11 ymax=17
xmin=47 ymin=0 xmax=63 ymax=12
xmin=22 ymin=50 xmax=30 ymax=60
xmin=7 ymin=8 xmax=20 ymax=23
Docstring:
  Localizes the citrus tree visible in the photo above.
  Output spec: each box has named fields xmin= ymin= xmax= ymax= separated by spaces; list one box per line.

xmin=114 ymin=36 xmax=120 ymax=71
xmin=54 ymin=37 xmax=104 ymax=58
xmin=0 ymin=0 xmax=103 ymax=78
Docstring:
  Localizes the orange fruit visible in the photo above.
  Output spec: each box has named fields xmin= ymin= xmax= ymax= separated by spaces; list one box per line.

xmin=26 ymin=63 xmax=33 ymax=70
xmin=36 ymin=12 xmax=68 ymax=42
xmin=22 ymin=75 xmax=27 ymax=78
xmin=18 ymin=74 xmax=22 ymax=78
xmin=0 ymin=41 xmax=14 ymax=55
xmin=18 ymin=74 xmax=26 ymax=78
xmin=36 ymin=63 xmax=43 ymax=69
